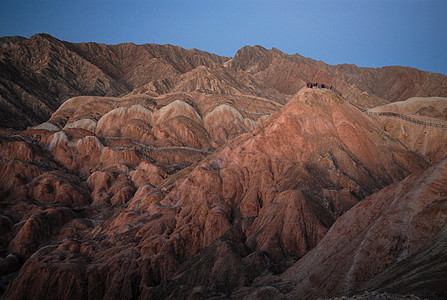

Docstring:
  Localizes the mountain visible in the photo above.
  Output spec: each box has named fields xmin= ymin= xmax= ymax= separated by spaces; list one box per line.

xmin=0 ymin=36 xmax=26 ymax=49
xmin=367 ymin=96 xmax=447 ymax=164
xmin=1 ymin=33 xmax=447 ymax=299
xmin=281 ymin=157 xmax=447 ymax=300
xmin=0 ymin=34 xmax=230 ymax=130
xmin=226 ymin=45 xmax=447 ymax=103
xmin=1 ymin=34 xmax=447 ymax=130
xmin=2 ymin=88 xmax=438 ymax=299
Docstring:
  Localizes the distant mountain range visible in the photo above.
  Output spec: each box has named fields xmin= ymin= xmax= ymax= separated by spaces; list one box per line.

xmin=1 ymin=33 xmax=446 ymax=130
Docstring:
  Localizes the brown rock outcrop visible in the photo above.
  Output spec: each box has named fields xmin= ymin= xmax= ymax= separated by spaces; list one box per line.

xmin=0 ymin=88 xmax=436 ymax=300
xmin=0 ymin=36 xmax=26 ymax=49
xmin=2 ymin=34 xmax=447 ymax=299
xmin=87 ymin=171 xmax=135 ymax=206
xmin=204 ymin=104 xmax=248 ymax=146
xmin=0 ymin=134 xmax=89 ymax=206
xmin=27 ymin=171 xmax=91 ymax=206
xmin=368 ymin=97 xmax=447 ymax=163
xmin=0 ymin=34 xmax=231 ymax=130
xmin=0 ymin=34 xmax=128 ymax=129
xmin=142 ymin=88 xmax=426 ymax=265
xmin=45 ymin=93 xmax=264 ymax=157
xmin=282 ymin=157 xmax=447 ymax=300
xmin=41 ymin=93 xmax=267 ymax=170
xmin=226 ymin=45 xmax=447 ymax=107
xmin=2 ymin=34 xmax=447 ymax=131
xmin=130 ymin=161 xmax=168 ymax=188
xmin=75 ymin=135 xmax=103 ymax=162
xmin=10 ymin=207 xmax=76 ymax=258
xmin=96 ymin=104 xmax=153 ymax=138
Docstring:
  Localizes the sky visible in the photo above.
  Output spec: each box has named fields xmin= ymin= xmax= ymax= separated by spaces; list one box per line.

xmin=1 ymin=0 xmax=446 ymax=75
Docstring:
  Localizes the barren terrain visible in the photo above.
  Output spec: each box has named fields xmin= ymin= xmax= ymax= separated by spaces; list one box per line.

xmin=1 ymin=34 xmax=447 ymax=299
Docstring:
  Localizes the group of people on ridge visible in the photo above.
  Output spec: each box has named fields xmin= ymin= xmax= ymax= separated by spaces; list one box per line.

xmin=307 ymin=82 xmax=328 ymax=89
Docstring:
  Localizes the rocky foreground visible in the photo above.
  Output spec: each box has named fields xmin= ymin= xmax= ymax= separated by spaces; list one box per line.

xmin=1 ymin=34 xmax=447 ymax=299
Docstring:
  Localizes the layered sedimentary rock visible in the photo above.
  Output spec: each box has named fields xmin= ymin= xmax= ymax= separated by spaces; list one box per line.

xmin=1 ymin=33 xmax=447 ymax=299
xmin=2 ymin=88 xmax=435 ymax=299
xmin=2 ymin=34 xmax=447 ymax=130
xmin=281 ymin=157 xmax=447 ymax=300
xmin=368 ymin=97 xmax=447 ymax=163
xmin=225 ymin=45 xmax=447 ymax=105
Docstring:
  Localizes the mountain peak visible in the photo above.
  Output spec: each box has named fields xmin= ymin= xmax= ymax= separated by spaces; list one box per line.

xmin=30 ymin=32 xmax=62 ymax=43
xmin=234 ymin=45 xmax=269 ymax=57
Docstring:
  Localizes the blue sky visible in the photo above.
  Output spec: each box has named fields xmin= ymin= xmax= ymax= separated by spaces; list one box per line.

xmin=1 ymin=0 xmax=446 ymax=75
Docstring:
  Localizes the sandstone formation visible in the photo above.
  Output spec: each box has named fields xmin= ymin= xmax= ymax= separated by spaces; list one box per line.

xmin=0 ymin=36 xmax=26 ymax=49
xmin=369 ymin=96 xmax=447 ymax=117
xmin=2 ymin=88 xmax=440 ymax=300
xmin=367 ymin=97 xmax=447 ymax=163
xmin=281 ymin=157 xmax=447 ymax=300
xmin=0 ymin=76 xmax=276 ymax=297
xmin=0 ymin=34 xmax=228 ymax=130
xmin=2 ymin=34 xmax=447 ymax=130
xmin=225 ymin=45 xmax=447 ymax=105
xmin=133 ymin=88 xmax=427 ymax=270
xmin=204 ymin=104 xmax=249 ymax=146
xmin=1 ymin=33 xmax=447 ymax=300
xmin=35 ymin=91 xmax=273 ymax=172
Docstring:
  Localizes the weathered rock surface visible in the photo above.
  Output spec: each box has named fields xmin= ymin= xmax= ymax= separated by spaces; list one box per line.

xmin=369 ymin=96 xmax=447 ymax=117
xmin=38 ymin=92 xmax=272 ymax=170
xmin=226 ymin=45 xmax=447 ymax=105
xmin=368 ymin=97 xmax=447 ymax=163
xmin=136 ymin=88 xmax=426 ymax=266
xmin=0 ymin=34 xmax=128 ymax=129
xmin=204 ymin=104 xmax=248 ymax=146
xmin=318 ymin=291 xmax=426 ymax=300
xmin=2 ymin=34 xmax=447 ymax=130
xmin=1 ymin=34 xmax=446 ymax=300
xmin=2 ymin=88 xmax=435 ymax=300
xmin=0 ymin=79 xmax=275 ymax=298
xmin=0 ymin=33 xmax=228 ymax=130
xmin=281 ymin=157 xmax=447 ymax=300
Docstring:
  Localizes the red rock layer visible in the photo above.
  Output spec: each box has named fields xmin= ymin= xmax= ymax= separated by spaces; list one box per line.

xmin=281 ymin=157 xmax=447 ymax=300
xmin=2 ymin=88 xmax=432 ymax=299
xmin=2 ymin=34 xmax=447 ymax=130
xmin=367 ymin=97 xmax=447 ymax=164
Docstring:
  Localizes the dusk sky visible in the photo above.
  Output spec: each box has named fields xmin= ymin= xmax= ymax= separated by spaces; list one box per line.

xmin=1 ymin=0 xmax=446 ymax=75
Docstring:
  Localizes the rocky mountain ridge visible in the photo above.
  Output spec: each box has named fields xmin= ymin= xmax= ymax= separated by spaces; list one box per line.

xmin=1 ymin=33 xmax=447 ymax=299
xmin=2 ymin=87 xmax=446 ymax=299
xmin=1 ymin=33 xmax=447 ymax=130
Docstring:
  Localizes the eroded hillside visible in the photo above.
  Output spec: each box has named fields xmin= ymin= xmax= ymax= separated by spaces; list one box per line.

xmin=2 ymin=34 xmax=447 ymax=130
xmin=1 ymin=34 xmax=447 ymax=299
xmin=2 ymin=88 xmax=446 ymax=299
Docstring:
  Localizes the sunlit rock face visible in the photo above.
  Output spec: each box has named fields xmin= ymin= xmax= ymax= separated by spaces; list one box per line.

xmin=368 ymin=97 xmax=447 ymax=163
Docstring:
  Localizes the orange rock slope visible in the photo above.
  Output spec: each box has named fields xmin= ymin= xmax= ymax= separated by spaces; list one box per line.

xmin=3 ymin=88 xmax=441 ymax=299
xmin=281 ymin=156 xmax=447 ymax=300
xmin=367 ymin=96 xmax=447 ymax=164
xmin=2 ymin=33 xmax=447 ymax=130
